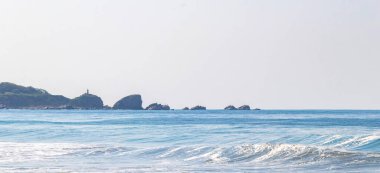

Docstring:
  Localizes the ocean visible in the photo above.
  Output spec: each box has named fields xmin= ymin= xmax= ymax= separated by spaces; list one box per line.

xmin=0 ymin=110 xmax=379 ymax=172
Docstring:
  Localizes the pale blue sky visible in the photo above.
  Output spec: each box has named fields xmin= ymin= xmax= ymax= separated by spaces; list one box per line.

xmin=0 ymin=0 xmax=379 ymax=109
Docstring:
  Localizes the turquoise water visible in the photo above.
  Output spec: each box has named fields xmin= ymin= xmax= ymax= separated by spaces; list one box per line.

xmin=0 ymin=110 xmax=380 ymax=172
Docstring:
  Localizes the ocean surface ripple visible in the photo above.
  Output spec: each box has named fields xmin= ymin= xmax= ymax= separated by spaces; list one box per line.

xmin=0 ymin=110 xmax=379 ymax=172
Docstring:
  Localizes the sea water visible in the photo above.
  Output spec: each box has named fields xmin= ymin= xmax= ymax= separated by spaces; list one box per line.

xmin=0 ymin=110 xmax=379 ymax=172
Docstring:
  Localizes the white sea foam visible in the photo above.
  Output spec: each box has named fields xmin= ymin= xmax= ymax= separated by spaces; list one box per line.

xmin=0 ymin=141 xmax=379 ymax=172
xmin=139 ymin=143 xmax=380 ymax=167
xmin=319 ymin=134 xmax=380 ymax=149
xmin=1 ymin=141 xmax=379 ymax=163
xmin=0 ymin=142 xmax=87 ymax=163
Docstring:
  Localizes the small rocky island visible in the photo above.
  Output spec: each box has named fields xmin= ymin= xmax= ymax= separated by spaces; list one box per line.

xmin=224 ymin=105 xmax=252 ymax=110
xmin=113 ymin=95 xmax=143 ymax=110
xmin=224 ymin=105 xmax=237 ymax=110
xmin=0 ymin=82 xmax=260 ymax=110
xmin=145 ymin=103 xmax=170 ymax=110
xmin=190 ymin=106 xmax=207 ymax=110
xmin=238 ymin=105 xmax=251 ymax=110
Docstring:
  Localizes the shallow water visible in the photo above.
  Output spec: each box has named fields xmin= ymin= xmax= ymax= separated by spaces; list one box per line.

xmin=0 ymin=110 xmax=379 ymax=172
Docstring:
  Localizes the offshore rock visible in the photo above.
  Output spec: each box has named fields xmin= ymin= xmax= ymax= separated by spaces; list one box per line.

xmin=224 ymin=105 xmax=237 ymax=110
xmin=238 ymin=105 xmax=251 ymax=110
xmin=182 ymin=107 xmax=190 ymax=110
xmin=191 ymin=105 xmax=206 ymax=110
xmin=113 ymin=94 xmax=143 ymax=110
xmin=145 ymin=103 xmax=170 ymax=110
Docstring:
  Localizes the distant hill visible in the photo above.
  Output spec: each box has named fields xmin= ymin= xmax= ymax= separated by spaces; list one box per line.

xmin=0 ymin=82 xmax=49 ymax=95
xmin=0 ymin=82 xmax=70 ymax=109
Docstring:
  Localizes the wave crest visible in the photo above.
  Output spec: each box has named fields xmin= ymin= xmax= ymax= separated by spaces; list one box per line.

xmin=1 ymin=142 xmax=379 ymax=170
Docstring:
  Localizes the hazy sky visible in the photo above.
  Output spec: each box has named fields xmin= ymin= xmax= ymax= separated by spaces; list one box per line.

xmin=1 ymin=0 xmax=379 ymax=109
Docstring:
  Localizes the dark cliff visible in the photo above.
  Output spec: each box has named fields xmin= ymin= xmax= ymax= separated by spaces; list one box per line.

xmin=113 ymin=95 xmax=143 ymax=110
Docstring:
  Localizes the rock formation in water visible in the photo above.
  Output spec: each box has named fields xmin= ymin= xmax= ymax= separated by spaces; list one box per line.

xmin=113 ymin=94 xmax=143 ymax=110
xmin=190 ymin=105 xmax=206 ymax=110
xmin=238 ymin=105 xmax=251 ymax=110
xmin=145 ymin=103 xmax=170 ymax=110
xmin=224 ymin=105 xmax=237 ymax=110
xmin=0 ymin=82 xmax=259 ymax=111
xmin=0 ymin=82 xmax=70 ymax=109
xmin=70 ymin=93 xmax=103 ymax=109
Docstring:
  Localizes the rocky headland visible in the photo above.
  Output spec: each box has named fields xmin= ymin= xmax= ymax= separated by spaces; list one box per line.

xmin=70 ymin=93 xmax=104 ymax=109
xmin=0 ymin=82 xmax=70 ymax=109
xmin=0 ymin=82 xmax=260 ymax=110
xmin=0 ymin=82 xmax=107 ymax=109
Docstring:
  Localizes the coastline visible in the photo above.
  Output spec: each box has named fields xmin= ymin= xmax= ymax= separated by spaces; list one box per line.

xmin=0 ymin=82 xmax=259 ymax=111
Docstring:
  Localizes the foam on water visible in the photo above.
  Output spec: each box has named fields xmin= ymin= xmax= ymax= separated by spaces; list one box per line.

xmin=0 ymin=141 xmax=379 ymax=172
xmin=0 ymin=142 xmax=86 ymax=163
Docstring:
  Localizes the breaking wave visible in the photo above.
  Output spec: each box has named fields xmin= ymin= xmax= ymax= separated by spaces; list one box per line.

xmin=320 ymin=134 xmax=380 ymax=151
xmin=1 ymin=140 xmax=379 ymax=169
